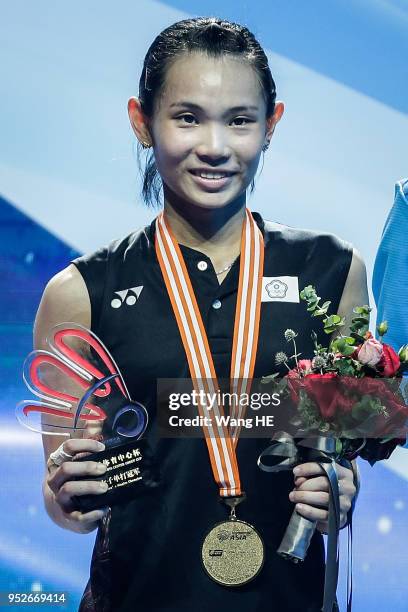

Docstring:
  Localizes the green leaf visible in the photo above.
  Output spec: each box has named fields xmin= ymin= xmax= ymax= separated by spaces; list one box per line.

xmin=350 ymin=314 xmax=369 ymax=338
xmin=331 ymin=337 xmax=356 ymax=356
xmin=300 ymin=285 xmax=316 ymax=300
xmin=326 ymin=315 xmax=343 ymax=325
xmin=312 ymin=300 xmax=332 ymax=317
xmin=334 ymin=359 xmax=358 ymax=376
xmin=339 ymin=344 xmax=356 ymax=357
xmin=351 ymin=316 xmax=370 ymax=325
xmin=353 ymin=306 xmax=371 ymax=315
xmin=300 ymin=285 xmax=322 ymax=313
xmin=341 ymin=346 xmax=356 ymax=356
xmin=260 ymin=373 xmax=280 ymax=384
xmin=312 ymin=309 xmax=325 ymax=317
xmin=351 ymin=403 xmax=370 ymax=420
xmin=351 ymin=395 xmax=385 ymax=424
xmin=323 ymin=315 xmax=346 ymax=335
xmin=274 ymin=378 xmax=289 ymax=395
xmin=350 ymin=331 xmax=366 ymax=342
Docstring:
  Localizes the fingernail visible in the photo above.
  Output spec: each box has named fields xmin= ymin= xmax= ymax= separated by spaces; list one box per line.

xmin=96 ymin=463 xmax=107 ymax=473
xmin=293 ymin=467 xmax=301 ymax=476
xmin=100 ymin=481 xmax=108 ymax=491
xmin=289 ymin=492 xmax=295 ymax=501
xmin=97 ymin=442 xmax=105 ymax=451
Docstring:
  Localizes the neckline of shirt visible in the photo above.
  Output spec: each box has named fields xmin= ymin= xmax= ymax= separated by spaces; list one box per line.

xmin=146 ymin=211 xmax=266 ymax=261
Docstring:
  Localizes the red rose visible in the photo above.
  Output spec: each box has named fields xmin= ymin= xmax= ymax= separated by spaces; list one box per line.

xmin=298 ymin=359 xmax=313 ymax=373
xmin=286 ymin=360 xmax=313 ymax=379
xmin=286 ymin=370 xmax=408 ymax=437
xmin=378 ymin=344 xmax=400 ymax=377
xmin=288 ymin=371 xmax=356 ymax=420
xmin=302 ymin=373 xmax=341 ymax=419
xmin=287 ymin=360 xmax=313 ymax=402
xmin=340 ymin=377 xmax=408 ymax=437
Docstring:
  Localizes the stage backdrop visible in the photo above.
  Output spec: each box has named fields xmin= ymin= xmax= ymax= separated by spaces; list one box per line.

xmin=1 ymin=1 xmax=407 ymax=610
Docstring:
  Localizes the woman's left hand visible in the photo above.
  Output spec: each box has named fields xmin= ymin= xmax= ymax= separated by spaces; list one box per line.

xmin=289 ymin=462 xmax=357 ymax=532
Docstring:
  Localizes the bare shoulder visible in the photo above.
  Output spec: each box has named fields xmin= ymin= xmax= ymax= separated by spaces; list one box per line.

xmin=34 ymin=264 xmax=91 ymax=350
xmin=348 ymin=247 xmax=366 ymax=277
xmin=337 ymin=247 xmax=369 ymax=330
xmin=34 ymin=265 xmax=92 ymax=459
xmin=341 ymin=248 xmax=368 ymax=302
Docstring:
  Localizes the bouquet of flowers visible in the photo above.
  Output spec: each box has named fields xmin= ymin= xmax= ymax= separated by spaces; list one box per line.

xmin=258 ymin=286 xmax=408 ymax=612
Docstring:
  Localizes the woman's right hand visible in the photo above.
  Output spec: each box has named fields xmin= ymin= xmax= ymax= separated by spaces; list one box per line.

xmin=45 ymin=438 xmax=109 ymax=534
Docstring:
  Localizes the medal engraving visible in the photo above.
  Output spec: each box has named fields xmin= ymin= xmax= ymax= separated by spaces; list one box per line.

xmin=201 ymin=519 xmax=264 ymax=586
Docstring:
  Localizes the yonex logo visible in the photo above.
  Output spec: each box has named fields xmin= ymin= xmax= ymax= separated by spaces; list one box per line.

xmin=111 ymin=286 xmax=143 ymax=309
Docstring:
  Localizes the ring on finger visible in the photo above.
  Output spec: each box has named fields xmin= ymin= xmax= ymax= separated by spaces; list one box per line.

xmin=49 ymin=443 xmax=74 ymax=467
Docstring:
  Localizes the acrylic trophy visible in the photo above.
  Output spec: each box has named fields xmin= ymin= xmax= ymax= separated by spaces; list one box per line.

xmin=16 ymin=323 xmax=158 ymax=512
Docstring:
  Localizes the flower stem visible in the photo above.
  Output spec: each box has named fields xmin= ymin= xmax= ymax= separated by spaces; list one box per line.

xmin=293 ymin=339 xmax=299 ymax=370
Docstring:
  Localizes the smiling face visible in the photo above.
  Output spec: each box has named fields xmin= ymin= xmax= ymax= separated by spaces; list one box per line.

xmin=139 ymin=52 xmax=282 ymax=214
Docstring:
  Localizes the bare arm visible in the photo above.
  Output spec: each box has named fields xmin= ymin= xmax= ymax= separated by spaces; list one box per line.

xmin=34 ymin=264 xmax=91 ymax=460
xmin=326 ymin=247 xmax=367 ymax=524
xmin=335 ymin=247 xmax=370 ymax=337
xmin=293 ymin=248 xmax=367 ymax=530
xmin=334 ymin=247 xmax=367 ymax=508
xmin=36 ymin=264 xmax=108 ymax=533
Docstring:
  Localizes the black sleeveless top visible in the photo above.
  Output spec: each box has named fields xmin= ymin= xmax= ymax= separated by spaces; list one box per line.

xmin=72 ymin=212 xmax=352 ymax=612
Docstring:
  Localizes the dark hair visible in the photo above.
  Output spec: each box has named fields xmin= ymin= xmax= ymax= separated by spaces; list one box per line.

xmin=137 ymin=16 xmax=277 ymax=208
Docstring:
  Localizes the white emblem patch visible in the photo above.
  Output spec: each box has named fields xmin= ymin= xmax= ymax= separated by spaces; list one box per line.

xmin=261 ymin=277 xmax=300 ymax=303
xmin=111 ymin=286 xmax=144 ymax=309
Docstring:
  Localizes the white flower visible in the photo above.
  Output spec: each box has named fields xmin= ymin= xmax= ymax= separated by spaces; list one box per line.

xmin=275 ymin=351 xmax=288 ymax=365
xmin=284 ymin=329 xmax=298 ymax=342
xmin=312 ymin=355 xmax=327 ymax=369
xmin=357 ymin=338 xmax=383 ymax=367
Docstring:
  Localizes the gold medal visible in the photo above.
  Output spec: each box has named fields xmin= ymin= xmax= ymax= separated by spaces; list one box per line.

xmin=201 ymin=518 xmax=265 ymax=586
xmin=156 ymin=209 xmax=266 ymax=583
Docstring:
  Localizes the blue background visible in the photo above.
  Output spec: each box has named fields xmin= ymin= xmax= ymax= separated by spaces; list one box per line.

xmin=1 ymin=1 xmax=407 ymax=610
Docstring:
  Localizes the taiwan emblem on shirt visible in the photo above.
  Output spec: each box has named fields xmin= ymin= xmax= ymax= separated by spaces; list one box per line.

xmin=261 ymin=276 xmax=300 ymax=303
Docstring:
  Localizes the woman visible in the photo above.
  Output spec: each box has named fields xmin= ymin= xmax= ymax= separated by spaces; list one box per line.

xmin=36 ymin=17 xmax=366 ymax=612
